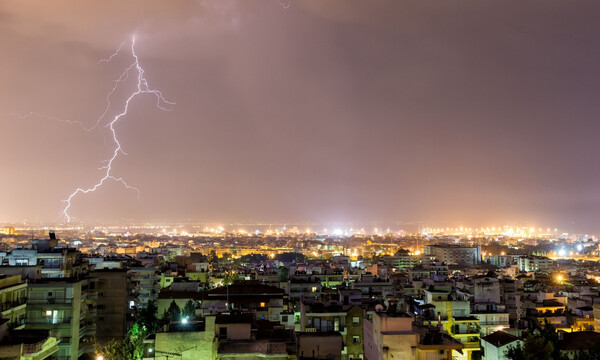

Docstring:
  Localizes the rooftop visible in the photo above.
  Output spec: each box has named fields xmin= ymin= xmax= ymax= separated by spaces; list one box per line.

xmin=481 ymin=331 xmax=520 ymax=348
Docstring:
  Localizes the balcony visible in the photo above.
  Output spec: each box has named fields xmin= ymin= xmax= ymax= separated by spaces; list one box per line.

xmin=79 ymin=323 xmax=97 ymax=337
xmin=137 ymin=284 xmax=159 ymax=290
xmin=478 ymin=321 xmax=509 ymax=326
xmin=26 ymin=318 xmax=72 ymax=328
xmin=463 ymin=341 xmax=481 ymax=350
xmin=28 ymin=298 xmax=73 ymax=306
xmin=453 ymin=331 xmax=480 ymax=336
xmin=21 ymin=338 xmax=59 ymax=358
xmin=78 ymin=340 xmax=95 ymax=357
xmin=0 ymin=298 xmax=27 ymax=312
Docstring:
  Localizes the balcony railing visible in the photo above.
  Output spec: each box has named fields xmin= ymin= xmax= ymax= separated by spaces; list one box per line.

xmin=26 ymin=317 xmax=72 ymax=325
xmin=0 ymin=298 xmax=27 ymax=311
xmin=28 ymin=298 xmax=73 ymax=305
xmin=479 ymin=321 xmax=509 ymax=326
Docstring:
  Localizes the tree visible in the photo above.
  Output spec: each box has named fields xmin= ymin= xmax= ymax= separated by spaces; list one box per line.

xmin=278 ymin=266 xmax=289 ymax=282
xmin=159 ymin=309 xmax=171 ymax=326
xmin=571 ymin=347 xmax=600 ymax=360
xmin=506 ymin=335 xmax=552 ymax=360
xmin=181 ymin=299 xmax=196 ymax=319
xmin=94 ymin=324 xmax=146 ymax=360
xmin=137 ymin=300 xmax=159 ymax=333
xmin=505 ymin=333 xmax=567 ymax=360
xmin=223 ymin=274 xmax=236 ymax=285
xmin=167 ymin=300 xmax=181 ymax=321
xmin=522 ymin=334 xmax=554 ymax=360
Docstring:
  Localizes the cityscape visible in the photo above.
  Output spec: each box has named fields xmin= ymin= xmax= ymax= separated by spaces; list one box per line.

xmin=2 ymin=1 xmax=600 ymax=360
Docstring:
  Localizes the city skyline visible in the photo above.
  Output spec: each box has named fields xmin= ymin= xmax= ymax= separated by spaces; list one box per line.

xmin=3 ymin=1 xmax=600 ymax=232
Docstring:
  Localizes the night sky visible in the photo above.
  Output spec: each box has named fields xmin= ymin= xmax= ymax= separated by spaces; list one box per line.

xmin=1 ymin=1 xmax=600 ymax=231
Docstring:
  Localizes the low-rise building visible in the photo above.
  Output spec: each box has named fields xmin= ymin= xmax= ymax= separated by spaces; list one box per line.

xmin=480 ymin=331 xmax=521 ymax=360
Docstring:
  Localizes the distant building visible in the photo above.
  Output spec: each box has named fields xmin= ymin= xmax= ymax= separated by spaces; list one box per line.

xmin=393 ymin=249 xmax=419 ymax=270
xmin=204 ymin=282 xmax=285 ymax=321
xmin=2 ymin=240 xmax=85 ymax=279
xmin=363 ymin=311 xmax=417 ymax=360
xmin=144 ymin=317 xmax=217 ymax=360
xmin=299 ymin=301 xmax=364 ymax=360
xmin=93 ymin=269 xmax=130 ymax=346
xmin=0 ymin=227 xmax=15 ymax=236
xmin=298 ymin=331 xmax=343 ymax=360
xmin=480 ymin=331 xmax=521 ymax=360
xmin=518 ymin=255 xmax=553 ymax=272
xmin=129 ymin=267 xmax=160 ymax=307
xmin=217 ymin=314 xmax=291 ymax=360
xmin=423 ymin=245 xmax=481 ymax=265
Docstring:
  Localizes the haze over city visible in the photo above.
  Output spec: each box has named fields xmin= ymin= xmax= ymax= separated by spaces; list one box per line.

xmin=2 ymin=0 xmax=600 ymax=232
xmin=6 ymin=3 xmax=600 ymax=360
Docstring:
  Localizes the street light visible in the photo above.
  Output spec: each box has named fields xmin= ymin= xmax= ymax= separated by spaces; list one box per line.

xmin=97 ymin=356 xmax=104 ymax=360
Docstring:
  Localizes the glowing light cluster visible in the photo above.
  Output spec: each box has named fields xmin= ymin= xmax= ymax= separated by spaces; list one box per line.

xmin=62 ymin=36 xmax=173 ymax=222
xmin=421 ymin=225 xmax=559 ymax=238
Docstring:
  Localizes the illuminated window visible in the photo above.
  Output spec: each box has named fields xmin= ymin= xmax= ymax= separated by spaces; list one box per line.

xmin=260 ymin=302 xmax=266 ymax=308
xmin=352 ymin=317 xmax=360 ymax=325
xmin=312 ymin=287 xmax=317 ymax=292
xmin=45 ymin=310 xmax=52 ymax=316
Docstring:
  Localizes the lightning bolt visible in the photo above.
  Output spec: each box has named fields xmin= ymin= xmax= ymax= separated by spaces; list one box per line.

xmin=62 ymin=35 xmax=174 ymax=222
xmin=1 ymin=112 xmax=94 ymax=131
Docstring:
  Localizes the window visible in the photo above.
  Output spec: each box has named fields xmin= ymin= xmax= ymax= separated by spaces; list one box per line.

xmin=219 ymin=327 xmax=228 ymax=339
xmin=353 ymin=336 xmax=360 ymax=344
xmin=352 ymin=316 xmax=360 ymax=325
xmin=281 ymin=315 xmax=288 ymax=322
xmin=44 ymin=310 xmax=60 ymax=324
xmin=260 ymin=302 xmax=266 ymax=308
xmin=312 ymin=287 xmax=317 ymax=292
